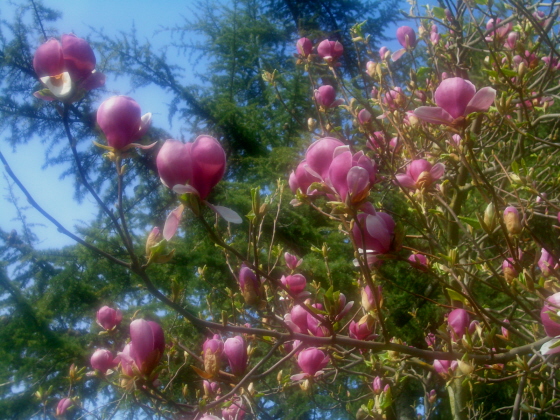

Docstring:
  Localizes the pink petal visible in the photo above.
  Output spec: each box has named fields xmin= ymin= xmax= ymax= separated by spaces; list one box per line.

xmin=395 ymin=174 xmax=416 ymax=189
xmin=163 ymin=205 xmax=184 ymax=241
xmin=206 ymin=203 xmax=243 ymax=224
xmin=465 ymin=87 xmax=496 ymax=114
xmin=365 ymin=214 xmax=390 ymax=252
xmin=391 ymin=48 xmax=406 ymax=61
xmin=434 ymin=77 xmax=476 ymax=119
xmin=347 ymin=167 xmax=370 ymax=199
xmin=413 ymin=106 xmax=454 ymax=125
xmin=430 ymin=163 xmax=445 ymax=180
xmin=290 ymin=373 xmax=308 ymax=381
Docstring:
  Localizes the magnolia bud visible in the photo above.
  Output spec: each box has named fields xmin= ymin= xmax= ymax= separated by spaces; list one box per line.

xmin=307 ymin=118 xmax=317 ymax=131
xmin=483 ymin=202 xmax=496 ymax=231
xmin=503 ymin=206 xmax=522 ymax=235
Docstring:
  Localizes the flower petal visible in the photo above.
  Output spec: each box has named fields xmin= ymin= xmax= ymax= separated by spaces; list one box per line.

xmin=413 ymin=106 xmax=454 ymax=125
xmin=163 ymin=205 xmax=184 ymax=241
xmin=465 ymin=87 xmax=496 ymax=114
xmin=206 ymin=203 xmax=243 ymax=224
xmin=173 ymin=184 xmax=199 ymax=195
xmin=430 ymin=163 xmax=445 ymax=180
xmin=391 ymin=48 xmax=406 ymax=61
xmin=395 ymin=174 xmax=416 ymax=189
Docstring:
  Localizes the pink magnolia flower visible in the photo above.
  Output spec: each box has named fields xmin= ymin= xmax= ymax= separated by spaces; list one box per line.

xmin=379 ymin=46 xmax=390 ymax=61
xmin=372 ymin=376 xmax=383 ymax=394
xmin=203 ymin=334 xmax=224 ymax=377
xmin=284 ymin=252 xmax=303 ymax=270
xmin=33 ymin=34 xmax=105 ymax=100
xmin=285 ymin=304 xmax=309 ymax=334
xmin=352 ymin=212 xmax=395 ymax=255
xmin=541 ymin=293 xmax=560 ymax=337
xmin=447 ymin=308 xmax=470 ymax=340
xmin=425 ymin=333 xmax=436 ymax=348
xmin=117 ymin=319 xmax=165 ymax=377
xmin=485 ymin=18 xmax=513 ymax=42
xmin=281 ymin=274 xmax=307 ymax=295
xmin=56 ymin=398 xmax=73 ymax=416
xmin=395 ymin=159 xmax=445 ymax=190
xmin=90 ymin=349 xmax=117 ymax=374
xmin=502 ymin=258 xmax=518 ymax=282
xmin=307 ymin=303 xmax=330 ymax=337
xmin=358 ymin=109 xmax=372 ymax=125
xmin=505 ymin=32 xmax=519 ymax=50
xmin=349 ymin=314 xmax=376 ymax=340
xmin=291 ymin=347 xmax=330 ymax=381
xmin=408 ymin=253 xmax=428 ymax=270
xmin=430 ymin=25 xmax=440 ymax=45
xmin=238 ymin=264 xmax=262 ymax=305
xmin=96 ymin=306 xmax=122 ymax=331
xmin=97 ymin=96 xmax=152 ymax=150
xmin=414 ymin=77 xmax=496 ymax=126
xmin=361 ymin=284 xmax=383 ymax=312
xmin=383 ymin=87 xmax=406 ymax=109
xmin=539 ymin=248 xmax=558 ymax=277
xmin=289 ymin=160 xmax=321 ymax=196
xmin=433 ymin=359 xmax=458 ymax=378
xmin=428 ymin=389 xmax=437 ymax=403
xmin=203 ymin=380 xmax=221 ymax=397
xmin=200 ymin=416 xmax=222 ymax=420
xmin=224 ymin=336 xmax=248 ymax=376
xmin=222 ymin=396 xmax=246 ymax=420
xmin=296 ymin=37 xmax=313 ymax=57
xmin=397 ymin=26 xmax=417 ymax=49
xmin=156 ymin=136 xmax=226 ymax=199
xmin=501 ymin=319 xmax=510 ymax=340
xmin=317 ymin=39 xmax=344 ymax=63
xmin=328 ymin=150 xmax=377 ymax=205
xmin=315 ymin=85 xmax=343 ymax=108
xmin=305 ymin=137 xmax=346 ymax=180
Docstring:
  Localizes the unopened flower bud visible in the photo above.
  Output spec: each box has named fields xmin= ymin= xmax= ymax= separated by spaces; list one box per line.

xmin=366 ymin=61 xmax=377 ymax=77
xmin=503 ymin=206 xmax=522 ymax=235
xmin=483 ymin=202 xmax=496 ymax=231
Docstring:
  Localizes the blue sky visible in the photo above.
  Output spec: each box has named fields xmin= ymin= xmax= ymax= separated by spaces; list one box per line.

xmin=1 ymin=0 xmax=409 ymax=250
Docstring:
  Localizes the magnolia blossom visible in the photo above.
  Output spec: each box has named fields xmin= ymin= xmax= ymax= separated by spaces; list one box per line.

xmin=203 ymin=380 xmax=221 ymax=397
xmin=56 ymin=398 xmax=73 ymax=416
xmin=327 ymin=150 xmax=377 ymax=205
xmin=90 ymin=349 xmax=117 ymax=374
xmin=203 ymin=335 xmax=224 ymax=377
xmin=372 ymin=376 xmax=384 ymax=394
xmin=116 ymin=319 xmax=165 ymax=377
xmin=539 ymin=248 xmax=558 ymax=277
xmin=395 ymin=159 xmax=445 ymax=190
xmin=97 ymin=96 xmax=152 ymax=150
xmin=224 ymin=336 xmax=248 ymax=376
xmin=383 ymin=87 xmax=406 ymax=109
xmin=305 ymin=137 xmax=346 ymax=181
xmin=281 ymin=274 xmax=307 ymax=295
xmin=289 ymin=160 xmax=321 ymax=196
xmin=157 ymin=136 xmax=226 ymax=199
xmin=33 ymin=34 xmax=105 ymax=100
xmin=379 ymin=46 xmax=390 ymax=60
xmin=485 ymin=18 xmax=513 ymax=42
xmin=291 ymin=347 xmax=330 ymax=381
xmin=540 ymin=293 xmax=560 ymax=355
xmin=408 ymin=253 xmax=428 ymax=270
xmin=314 ymin=85 xmax=343 ymax=108
xmin=352 ymin=212 xmax=395 ymax=256
xmin=392 ymin=26 xmax=416 ymax=61
xmin=349 ymin=314 xmax=376 ymax=340
xmin=238 ymin=264 xmax=262 ymax=305
xmin=296 ymin=37 xmax=313 ymax=57
xmin=502 ymin=258 xmax=518 ymax=283
xmin=447 ymin=308 xmax=470 ymax=340
xmin=96 ymin=306 xmax=122 ymax=331
xmin=433 ymin=359 xmax=458 ymax=378
xmin=317 ymin=39 xmax=344 ymax=63
xmin=284 ymin=252 xmax=303 ymax=270
xmin=285 ymin=304 xmax=309 ymax=334
xmin=361 ymin=284 xmax=383 ymax=312
xmin=430 ymin=25 xmax=440 ymax=45
xmin=307 ymin=303 xmax=330 ymax=337
xmin=222 ymin=397 xmax=246 ymax=420
xmin=358 ymin=109 xmax=372 ymax=125
xmin=414 ymin=77 xmax=496 ymax=126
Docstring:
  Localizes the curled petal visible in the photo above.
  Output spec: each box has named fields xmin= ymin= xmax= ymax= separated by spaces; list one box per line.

xmin=163 ymin=205 xmax=184 ymax=241
xmin=173 ymin=184 xmax=199 ymax=195
xmin=413 ymin=106 xmax=454 ymax=125
xmin=465 ymin=87 xmax=496 ymax=114
xmin=347 ymin=166 xmax=370 ymax=200
xmin=540 ymin=337 xmax=560 ymax=355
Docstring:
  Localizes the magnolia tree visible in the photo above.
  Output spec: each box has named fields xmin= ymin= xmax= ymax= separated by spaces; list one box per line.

xmin=3 ymin=0 xmax=560 ymax=419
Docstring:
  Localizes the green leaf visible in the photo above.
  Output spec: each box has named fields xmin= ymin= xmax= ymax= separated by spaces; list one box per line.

xmin=447 ymin=288 xmax=468 ymax=304
xmin=458 ymin=216 xmax=481 ymax=229
xmin=432 ymin=6 xmax=446 ymax=19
